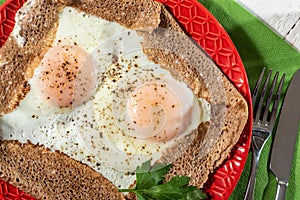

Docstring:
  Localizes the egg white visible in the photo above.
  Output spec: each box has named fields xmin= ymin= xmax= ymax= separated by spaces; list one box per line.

xmin=0 ymin=6 xmax=211 ymax=189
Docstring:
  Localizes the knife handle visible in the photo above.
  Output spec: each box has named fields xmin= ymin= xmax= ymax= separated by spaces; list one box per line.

xmin=275 ymin=180 xmax=288 ymax=200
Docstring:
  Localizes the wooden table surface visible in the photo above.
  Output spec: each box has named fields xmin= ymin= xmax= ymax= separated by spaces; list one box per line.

xmin=238 ymin=0 xmax=300 ymax=52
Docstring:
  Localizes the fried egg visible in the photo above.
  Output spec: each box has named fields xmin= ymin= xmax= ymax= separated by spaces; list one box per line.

xmin=0 ymin=6 xmax=211 ymax=188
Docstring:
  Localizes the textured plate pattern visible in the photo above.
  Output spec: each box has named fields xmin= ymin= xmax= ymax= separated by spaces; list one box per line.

xmin=0 ymin=180 xmax=35 ymax=200
xmin=0 ymin=0 xmax=252 ymax=199
xmin=0 ymin=0 xmax=25 ymax=46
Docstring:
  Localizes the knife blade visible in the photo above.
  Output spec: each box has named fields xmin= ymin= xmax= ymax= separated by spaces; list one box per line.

xmin=270 ymin=69 xmax=300 ymax=200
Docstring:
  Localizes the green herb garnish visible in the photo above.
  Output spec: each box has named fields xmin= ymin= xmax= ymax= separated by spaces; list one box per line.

xmin=118 ymin=160 xmax=207 ymax=200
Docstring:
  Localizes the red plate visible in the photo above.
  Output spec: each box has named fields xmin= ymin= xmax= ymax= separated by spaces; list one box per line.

xmin=0 ymin=0 xmax=252 ymax=199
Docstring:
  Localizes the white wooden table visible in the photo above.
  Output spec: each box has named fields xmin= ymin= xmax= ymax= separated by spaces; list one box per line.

xmin=238 ymin=0 xmax=300 ymax=52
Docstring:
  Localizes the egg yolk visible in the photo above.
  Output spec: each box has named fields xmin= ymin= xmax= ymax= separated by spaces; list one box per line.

xmin=127 ymin=83 xmax=182 ymax=142
xmin=36 ymin=45 xmax=97 ymax=108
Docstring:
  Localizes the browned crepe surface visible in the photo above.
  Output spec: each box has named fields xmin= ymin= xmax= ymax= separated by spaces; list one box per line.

xmin=0 ymin=140 xmax=125 ymax=200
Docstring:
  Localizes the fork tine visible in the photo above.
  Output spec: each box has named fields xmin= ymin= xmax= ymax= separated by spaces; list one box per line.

xmin=252 ymin=67 xmax=266 ymax=106
xmin=269 ymin=73 xmax=285 ymax=128
xmin=261 ymin=71 xmax=279 ymax=123
xmin=254 ymin=69 xmax=272 ymax=123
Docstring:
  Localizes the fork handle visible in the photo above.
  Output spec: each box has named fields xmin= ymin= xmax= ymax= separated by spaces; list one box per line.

xmin=275 ymin=180 xmax=288 ymax=200
xmin=244 ymin=138 xmax=261 ymax=200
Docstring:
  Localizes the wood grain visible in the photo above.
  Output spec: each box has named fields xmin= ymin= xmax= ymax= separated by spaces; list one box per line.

xmin=238 ymin=0 xmax=300 ymax=52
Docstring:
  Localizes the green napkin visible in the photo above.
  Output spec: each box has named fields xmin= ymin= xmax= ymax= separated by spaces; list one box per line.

xmin=1 ymin=0 xmax=300 ymax=199
xmin=198 ymin=0 xmax=300 ymax=200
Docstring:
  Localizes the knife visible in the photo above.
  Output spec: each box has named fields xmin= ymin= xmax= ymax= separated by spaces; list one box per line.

xmin=270 ymin=69 xmax=300 ymax=200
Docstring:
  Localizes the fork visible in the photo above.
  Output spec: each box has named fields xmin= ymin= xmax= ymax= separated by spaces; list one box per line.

xmin=244 ymin=68 xmax=285 ymax=200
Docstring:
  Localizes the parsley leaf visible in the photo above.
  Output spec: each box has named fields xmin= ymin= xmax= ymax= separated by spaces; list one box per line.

xmin=135 ymin=160 xmax=172 ymax=189
xmin=118 ymin=160 xmax=206 ymax=200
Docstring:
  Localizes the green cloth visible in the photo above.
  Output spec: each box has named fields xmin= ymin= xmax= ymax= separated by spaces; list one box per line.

xmin=1 ymin=0 xmax=300 ymax=199
xmin=198 ymin=0 xmax=300 ymax=200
